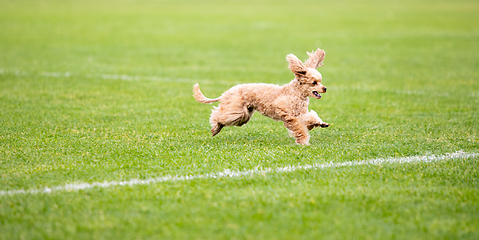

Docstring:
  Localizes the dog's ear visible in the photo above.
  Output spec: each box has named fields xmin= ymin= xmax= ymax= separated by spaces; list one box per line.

xmin=286 ymin=54 xmax=307 ymax=76
xmin=304 ymin=48 xmax=326 ymax=69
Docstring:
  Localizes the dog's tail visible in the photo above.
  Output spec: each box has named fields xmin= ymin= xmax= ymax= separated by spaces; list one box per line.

xmin=193 ymin=83 xmax=220 ymax=104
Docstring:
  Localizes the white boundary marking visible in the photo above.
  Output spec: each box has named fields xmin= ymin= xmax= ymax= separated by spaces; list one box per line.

xmin=1 ymin=151 xmax=477 ymax=196
xmin=0 ymin=68 xmax=210 ymax=84
xmin=2 ymin=68 xmax=478 ymax=97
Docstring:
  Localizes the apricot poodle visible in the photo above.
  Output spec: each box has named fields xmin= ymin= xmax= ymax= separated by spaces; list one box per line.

xmin=193 ymin=48 xmax=330 ymax=145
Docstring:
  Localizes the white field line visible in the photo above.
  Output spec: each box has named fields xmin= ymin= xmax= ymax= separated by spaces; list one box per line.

xmin=2 ymin=68 xmax=478 ymax=97
xmin=0 ymin=68 xmax=210 ymax=84
xmin=1 ymin=151 xmax=477 ymax=196
xmin=2 ymin=68 xmax=479 ymax=97
xmin=333 ymin=86 xmax=455 ymax=97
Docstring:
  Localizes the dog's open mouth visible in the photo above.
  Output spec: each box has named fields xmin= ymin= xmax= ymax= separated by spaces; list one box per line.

xmin=312 ymin=91 xmax=322 ymax=99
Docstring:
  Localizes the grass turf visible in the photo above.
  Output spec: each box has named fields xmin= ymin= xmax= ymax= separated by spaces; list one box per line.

xmin=0 ymin=0 xmax=478 ymax=239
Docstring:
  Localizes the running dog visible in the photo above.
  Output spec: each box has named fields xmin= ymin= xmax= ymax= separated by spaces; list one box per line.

xmin=193 ymin=48 xmax=330 ymax=145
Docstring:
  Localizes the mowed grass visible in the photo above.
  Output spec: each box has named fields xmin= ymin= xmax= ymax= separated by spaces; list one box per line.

xmin=0 ymin=0 xmax=478 ymax=239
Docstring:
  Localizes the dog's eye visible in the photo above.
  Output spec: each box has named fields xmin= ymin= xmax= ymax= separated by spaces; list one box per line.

xmin=312 ymin=81 xmax=317 ymax=85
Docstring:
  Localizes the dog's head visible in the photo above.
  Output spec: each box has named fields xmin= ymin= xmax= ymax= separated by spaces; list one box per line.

xmin=286 ymin=49 xmax=327 ymax=99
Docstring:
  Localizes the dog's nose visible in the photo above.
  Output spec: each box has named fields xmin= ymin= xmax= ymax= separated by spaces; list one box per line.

xmin=322 ymin=87 xmax=327 ymax=92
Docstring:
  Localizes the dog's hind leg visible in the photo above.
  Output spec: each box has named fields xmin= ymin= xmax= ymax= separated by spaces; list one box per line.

xmin=210 ymin=107 xmax=224 ymax=136
xmin=209 ymin=103 xmax=253 ymax=136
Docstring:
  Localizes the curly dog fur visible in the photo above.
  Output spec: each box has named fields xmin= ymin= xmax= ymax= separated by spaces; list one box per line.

xmin=193 ymin=48 xmax=330 ymax=145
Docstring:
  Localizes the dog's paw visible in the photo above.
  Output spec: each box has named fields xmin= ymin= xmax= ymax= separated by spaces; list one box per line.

xmin=211 ymin=123 xmax=224 ymax=136
xmin=295 ymin=138 xmax=311 ymax=145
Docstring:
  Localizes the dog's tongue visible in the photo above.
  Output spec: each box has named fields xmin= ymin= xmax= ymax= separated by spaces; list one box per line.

xmin=313 ymin=91 xmax=322 ymax=99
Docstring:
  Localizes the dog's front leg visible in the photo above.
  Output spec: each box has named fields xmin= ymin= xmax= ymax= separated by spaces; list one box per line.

xmin=283 ymin=118 xmax=310 ymax=145
xmin=301 ymin=110 xmax=329 ymax=130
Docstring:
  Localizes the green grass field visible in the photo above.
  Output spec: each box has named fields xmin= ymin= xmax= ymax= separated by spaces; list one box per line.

xmin=1 ymin=0 xmax=478 ymax=239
